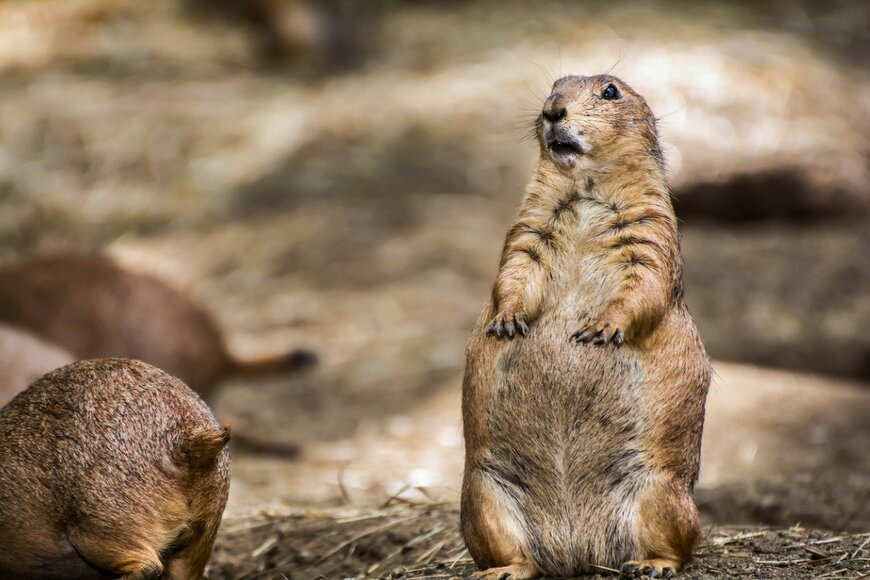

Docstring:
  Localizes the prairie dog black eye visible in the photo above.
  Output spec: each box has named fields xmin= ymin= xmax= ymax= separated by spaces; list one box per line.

xmin=601 ymin=84 xmax=620 ymax=100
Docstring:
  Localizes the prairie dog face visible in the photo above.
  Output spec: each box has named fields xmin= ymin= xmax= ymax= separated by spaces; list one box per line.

xmin=537 ymin=74 xmax=660 ymax=175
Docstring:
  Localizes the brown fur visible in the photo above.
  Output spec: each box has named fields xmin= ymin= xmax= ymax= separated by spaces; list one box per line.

xmin=462 ymin=75 xmax=711 ymax=578
xmin=0 ymin=323 xmax=75 ymax=407
xmin=0 ymin=358 xmax=230 ymax=580
xmin=0 ymin=252 xmax=316 ymax=397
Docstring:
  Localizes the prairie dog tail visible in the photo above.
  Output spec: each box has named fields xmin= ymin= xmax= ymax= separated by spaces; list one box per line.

xmin=178 ymin=426 xmax=232 ymax=471
xmin=226 ymin=348 xmax=318 ymax=378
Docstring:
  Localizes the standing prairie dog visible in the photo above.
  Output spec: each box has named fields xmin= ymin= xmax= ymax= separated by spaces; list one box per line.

xmin=461 ymin=75 xmax=711 ymax=578
xmin=0 ymin=358 xmax=230 ymax=579
xmin=0 ymin=252 xmax=316 ymax=396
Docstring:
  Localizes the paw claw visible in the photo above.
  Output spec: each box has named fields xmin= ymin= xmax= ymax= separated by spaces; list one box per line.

xmin=621 ymin=563 xmax=639 ymax=577
xmin=572 ymin=322 xmax=624 ymax=347
xmin=621 ymin=560 xmax=676 ymax=578
xmin=487 ymin=311 xmax=529 ymax=340
xmin=571 ymin=330 xmax=591 ymax=343
xmin=516 ymin=316 xmax=529 ymax=336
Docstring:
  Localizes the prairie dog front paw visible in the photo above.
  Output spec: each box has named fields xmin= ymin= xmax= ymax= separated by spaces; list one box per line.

xmin=486 ymin=308 xmax=530 ymax=340
xmin=571 ymin=311 xmax=629 ymax=346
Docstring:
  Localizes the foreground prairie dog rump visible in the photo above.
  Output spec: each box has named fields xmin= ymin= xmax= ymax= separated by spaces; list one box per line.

xmin=461 ymin=75 xmax=711 ymax=578
xmin=0 ymin=358 xmax=231 ymax=580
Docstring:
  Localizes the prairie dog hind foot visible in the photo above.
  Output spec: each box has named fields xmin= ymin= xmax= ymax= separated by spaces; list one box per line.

xmin=620 ymin=558 xmax=679 ymax=577
xmin=466 ymin=560 xmax=538 ymax=580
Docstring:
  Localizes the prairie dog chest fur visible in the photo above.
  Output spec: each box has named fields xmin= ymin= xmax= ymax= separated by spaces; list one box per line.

xmin=538 ymin=178 xmax=677 ymax=322
xmin=461 ymin=74 xmax=711 ymax=580
xmin=488 ymin=173 xmax=679 ymax=335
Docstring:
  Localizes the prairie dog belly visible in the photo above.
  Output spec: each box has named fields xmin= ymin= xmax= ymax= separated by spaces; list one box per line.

xmin=470 ymin=310 xmax=644 ymax=567
xmin=479 ymin=300 xmax=706 ymax=474
xmin=467 ymin=300 xmax=707 ymax=573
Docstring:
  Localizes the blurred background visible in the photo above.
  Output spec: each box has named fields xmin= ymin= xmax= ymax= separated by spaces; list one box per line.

xmin=0 ymin=0 xmax=867 ymax=541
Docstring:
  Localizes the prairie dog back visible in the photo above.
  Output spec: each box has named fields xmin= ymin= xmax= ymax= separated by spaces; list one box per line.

xmin=0 ymin=253 xmax=228 ymax=392
xmin=0 ymin=252 xmax=316 ymax=395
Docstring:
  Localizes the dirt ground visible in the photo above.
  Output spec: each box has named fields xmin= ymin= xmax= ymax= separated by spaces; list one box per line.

xmin=208 ymin=506 xmax=870 ymax=579
xmin=0 ymin=1 xmax=867 ymax=578
xmin=208 ymin=362 xmax=870 ymax=578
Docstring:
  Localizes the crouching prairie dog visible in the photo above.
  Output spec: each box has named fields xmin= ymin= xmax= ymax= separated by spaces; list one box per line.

xmin=461 ymin=75 xmax=711 ymax=578
xmin=0 ymin=252 xmax=316 ymax=397
xmin=0 ymin=323 xmax=75 ymax=406
xmin=0 ymin=358 xmax=230 ymax=580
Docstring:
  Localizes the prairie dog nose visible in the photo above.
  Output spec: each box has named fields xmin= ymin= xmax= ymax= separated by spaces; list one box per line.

xmin=542 ymin=93 xmax=567 ymax=123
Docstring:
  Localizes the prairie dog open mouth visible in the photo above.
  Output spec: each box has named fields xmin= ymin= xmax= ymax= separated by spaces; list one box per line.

xmin=548 ymin=137 xmax=583 ymax=156
xmin=547 ymin=135 xmax=584 ymax=161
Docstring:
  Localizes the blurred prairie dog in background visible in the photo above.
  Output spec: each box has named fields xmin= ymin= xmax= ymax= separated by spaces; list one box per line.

xmin=0 ymin=252 xmax=316 ymax=398
xmin=183 ymin=0 xmax=372 ymax=69
xmin=0 ymin=323 xmax=74 ymax=406
xmin=461 ymin=75 xmax=711 ymax=578
xmin=0 ymin=358 xmax=230 ymax=579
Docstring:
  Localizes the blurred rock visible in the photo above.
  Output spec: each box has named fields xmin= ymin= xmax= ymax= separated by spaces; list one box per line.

xmin=674 ymin=167 xmax=869 ymax=223
xmin=698 ymin=363 xmax=870 ymax=530
xmin=682 ymin=225 xmax=870 ymax=379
